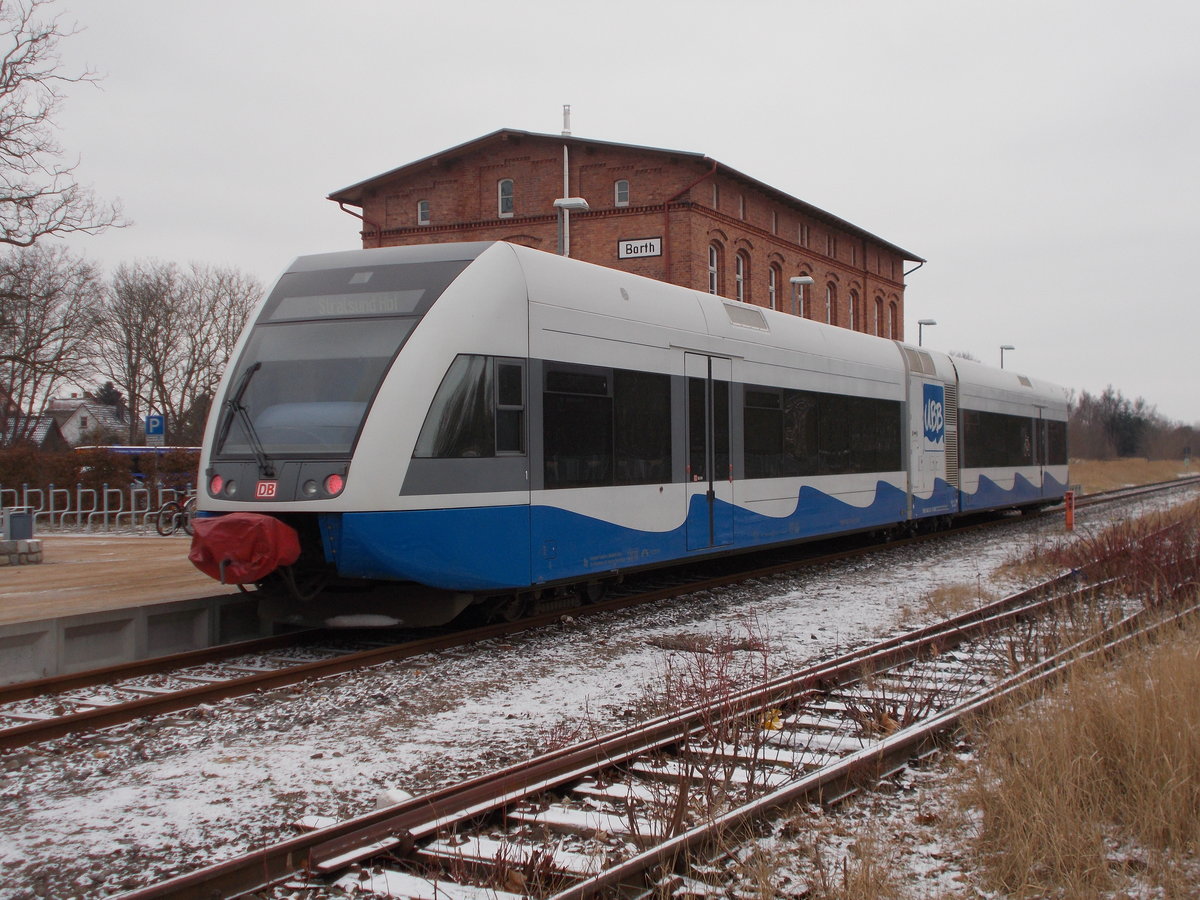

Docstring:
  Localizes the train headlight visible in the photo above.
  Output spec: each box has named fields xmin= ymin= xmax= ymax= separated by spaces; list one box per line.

xmin=209 ymin=474 xmax=224 ymax=496
xmin=301 ymin=479 xmax=319 ymax=497
xmin=324 ymin=473 xmax=345 ymax=496
xmin=224 ymin=479 xmax=238 ymax=497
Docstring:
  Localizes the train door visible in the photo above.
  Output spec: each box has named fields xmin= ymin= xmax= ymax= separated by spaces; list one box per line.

xmin=685 ymin=353 xmax=733 ymax=550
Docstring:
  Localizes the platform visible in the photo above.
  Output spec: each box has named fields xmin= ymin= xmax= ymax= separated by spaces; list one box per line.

xmin=0 ymin=534 xmax=241 ymax=627
xmin=0 ymin=534 xmax=263 ymax=685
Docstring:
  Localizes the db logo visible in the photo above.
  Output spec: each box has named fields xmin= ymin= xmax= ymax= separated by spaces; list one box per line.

xmin=255 ymin=480 xmax=278 ymax=499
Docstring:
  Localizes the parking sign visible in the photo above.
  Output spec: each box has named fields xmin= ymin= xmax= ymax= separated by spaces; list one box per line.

xmin=145 ymin=414 xmax=165 ymax=446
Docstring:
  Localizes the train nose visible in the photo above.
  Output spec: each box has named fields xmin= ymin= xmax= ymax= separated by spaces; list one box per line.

xmin=189 ymin=512 xmax=301 ymax=584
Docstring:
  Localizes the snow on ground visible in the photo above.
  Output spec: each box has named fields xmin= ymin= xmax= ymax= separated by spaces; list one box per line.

xmin=0 ymin=491 xmax=1192 ymax=899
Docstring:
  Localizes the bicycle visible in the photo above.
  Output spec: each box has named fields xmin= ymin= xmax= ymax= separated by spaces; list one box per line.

xmin=154 ymin=494 xmax=197 ymax=536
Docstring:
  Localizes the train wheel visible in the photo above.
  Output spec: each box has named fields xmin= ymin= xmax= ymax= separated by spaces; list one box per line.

xmin=489 ymin=595 xmax=530 ymax=623
xmin=581 ymin=581 xmax=607 ymax=604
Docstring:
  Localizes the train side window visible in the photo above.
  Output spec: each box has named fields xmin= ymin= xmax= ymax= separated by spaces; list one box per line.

xmin=614 ymin=371 xmax=670 ymax=484
xmin=744 ymin=389 xmax=784 ymax=478
xmin=544 ymin=367 xmax=613 ymax=488
xmin=413 ymin=354 xmax=495 ymax=458
xmin=496 ymin=361 xmax=525 ymax=454
xmin=782 ymin=390 xmax=820 ymax=475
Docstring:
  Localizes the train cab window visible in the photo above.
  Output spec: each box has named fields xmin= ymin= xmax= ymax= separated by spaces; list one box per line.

xmin=414 ymin=355 xmax=495 ymax=458
xmin=414 ymin=355 xmax=526 ymax=459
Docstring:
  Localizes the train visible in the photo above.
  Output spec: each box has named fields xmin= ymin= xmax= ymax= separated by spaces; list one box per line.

xmin=189 ymin=241 xmax=1069 ymax=627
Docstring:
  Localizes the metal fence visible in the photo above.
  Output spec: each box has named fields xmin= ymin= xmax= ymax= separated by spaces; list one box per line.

xmin=0 ymin=482 xmax=193 ymax=532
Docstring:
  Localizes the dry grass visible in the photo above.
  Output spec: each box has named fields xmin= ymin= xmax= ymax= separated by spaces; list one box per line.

xmin=964 ymin=622 xmax=1200 ymax=897
xmin=1070 ymin=457 xmax=1196 ymax=494
xmin=901 ymin=582 xmax=997 ymax=622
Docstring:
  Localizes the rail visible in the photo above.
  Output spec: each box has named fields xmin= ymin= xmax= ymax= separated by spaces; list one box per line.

xmin=111 ymin=507 xmax=1200 ymax=899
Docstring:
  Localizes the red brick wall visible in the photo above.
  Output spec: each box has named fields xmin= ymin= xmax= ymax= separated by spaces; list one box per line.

xmin=350 ymin=135 xmax=908 ymax=339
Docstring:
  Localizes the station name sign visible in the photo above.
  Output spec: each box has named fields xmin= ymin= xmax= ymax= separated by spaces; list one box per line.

xmin=617 ymin=237 xmax=663 ymax=259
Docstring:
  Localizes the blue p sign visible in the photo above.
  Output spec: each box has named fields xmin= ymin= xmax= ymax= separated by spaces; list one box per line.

xmin=145 ymin=414 xmax=165 ymax=436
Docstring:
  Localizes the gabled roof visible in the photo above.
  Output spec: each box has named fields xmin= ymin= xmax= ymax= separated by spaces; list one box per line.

xmin=2 ymin=415 xmax=68 ymax=449
xmin=328 ymin=128 xmax=924 ymax=263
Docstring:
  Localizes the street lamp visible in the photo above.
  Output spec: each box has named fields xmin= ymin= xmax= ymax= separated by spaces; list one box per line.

xmin=553 ymin=197 xmax=589 ymax=257
xmin=917 ymin=318 xmax=937 ymax=347
xmin=789 ymin=275 xmax=814 ymax=317
xmin=1000 ymin=344 xmax=1015 ymax=368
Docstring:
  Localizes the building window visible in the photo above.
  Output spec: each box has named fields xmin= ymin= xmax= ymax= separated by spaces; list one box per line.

xmin=80 ymin=416 xmax=88 ymax=430
xmin=712 ymin=182 xmax=720 ymax=209
xmin=735 ymin=252 xmax=749 ymax=303
xmin=771 ymin=210 xmax=778 ymax=234
xmin=498 ymin=178 xmax=514 ymax=217
xmin=889 ymin=301 xmax=899 ymax=339
xmin=874 ymin=298 xmax=883 ymax=335
xmin=738 ymin=194 xmax=745 ymax=220
xmin=849 ymin=289 xmax=859 ymax=331
xmin=798 ymin=223 xmax=810 ymax=247
xmin=826 ymin=234 xmax=837 ymax=258
xmin=826 ymin=284 xmax=836 ymax=325
xmin=768 ymin=265 xmax=780 ymax=310
xmin=614 ymin=179 xmax=629 ymax=207
xmin=708 ymin=244 xmax=721 ymax=295
xmin=417 ymin=199 xmax=430 ymax=225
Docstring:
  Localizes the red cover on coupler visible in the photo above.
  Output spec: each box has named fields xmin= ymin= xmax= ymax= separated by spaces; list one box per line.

xmin=189 ymin=513 xmax=301 ymax=584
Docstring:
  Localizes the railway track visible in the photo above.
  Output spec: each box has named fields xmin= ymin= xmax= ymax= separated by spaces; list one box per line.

xmin=115 ymin=510 xmax=1200 ymax=899
xmin=3 ymin=477 xmax=1195 ymax=752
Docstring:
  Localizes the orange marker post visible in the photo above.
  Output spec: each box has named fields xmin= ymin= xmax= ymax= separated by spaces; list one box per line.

xmin=1064 ymin=490 xmax=1075 ymax=531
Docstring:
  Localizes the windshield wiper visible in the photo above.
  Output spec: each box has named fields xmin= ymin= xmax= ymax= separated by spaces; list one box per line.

xmin=220 ymin=362 xmax=275 ymax=479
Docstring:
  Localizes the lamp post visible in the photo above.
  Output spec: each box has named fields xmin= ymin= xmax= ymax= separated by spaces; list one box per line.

xmin=1000 ymin=344 xmax=1015 ymax=368
xmin=789 ymin=275 xmax=814 ymax=317
xmin=917 ymin=318 xmax=937 ymax=347
xmin=553 ymin=197 xmax=589 ymax=257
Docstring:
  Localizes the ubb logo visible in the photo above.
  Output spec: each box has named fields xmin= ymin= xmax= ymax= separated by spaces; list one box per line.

xmin=923 ymin=383 xmax=945 ymax=446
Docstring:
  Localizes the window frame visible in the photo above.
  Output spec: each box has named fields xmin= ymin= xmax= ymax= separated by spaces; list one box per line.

xmin=498 ymin=178 xmax=514 ymax=218
xmin=614 ymin=179 xmax=629 ymax=207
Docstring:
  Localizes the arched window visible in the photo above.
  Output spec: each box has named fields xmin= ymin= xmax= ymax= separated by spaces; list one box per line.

xmin=768 ymin=265 xmax=781 ymax=310
xmin=735 ymin=251 xmax=750 ymax=303
xmin=614 ymin=179 xmax=629 ymax=207
xmin=417 ymin=199 xmax=430 ymax=226
xmin=889 ymin=301 xmax=899 ymax=339
xmin=708 ymin=244 xmax=722 ymax=295
xmin=498 ymin=179 xmax=514 ymax=217
xmin=874 ymin=298 xmax=883 ymax=335
xmin=849 ymin=289 xmax=859 ymax=331
xmin=826 ymin=283 xmax=837 ymax=325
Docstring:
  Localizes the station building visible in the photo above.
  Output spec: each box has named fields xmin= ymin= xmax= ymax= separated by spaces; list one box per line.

xmin=328 ymin=129 xmax=923 ymax=340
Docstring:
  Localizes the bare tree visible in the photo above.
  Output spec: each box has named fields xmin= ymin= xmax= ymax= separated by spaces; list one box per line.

xmin=0 ymin=242 xmax=101 ymax=442
xmin=93 ymin=260 xmax=175 ymax=442
xmin=0 ymin=0 xmax=123 ymax=246
xmin=94 ymin=261 xmax=261 ymax=444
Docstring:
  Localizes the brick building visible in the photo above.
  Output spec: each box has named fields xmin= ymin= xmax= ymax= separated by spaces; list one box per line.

xmin=328 ymin=129 xmax=923 ymax=340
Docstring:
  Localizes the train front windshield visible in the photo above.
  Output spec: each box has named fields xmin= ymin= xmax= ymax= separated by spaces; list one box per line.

xmin=215 ymin=259 xmax=469 ymax=459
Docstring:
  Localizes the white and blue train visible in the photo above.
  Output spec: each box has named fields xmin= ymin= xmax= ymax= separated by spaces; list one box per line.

xmin=192 ymin=241 xmax=1069 ymax=627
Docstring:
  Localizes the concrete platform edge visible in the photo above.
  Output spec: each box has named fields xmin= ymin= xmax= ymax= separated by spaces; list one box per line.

xmin=0 ymin=593 xmax=267 ymax=685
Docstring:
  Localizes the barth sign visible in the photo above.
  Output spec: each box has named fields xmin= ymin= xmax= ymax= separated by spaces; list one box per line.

xmin=617 ymin=237 xmax=662 ymax=259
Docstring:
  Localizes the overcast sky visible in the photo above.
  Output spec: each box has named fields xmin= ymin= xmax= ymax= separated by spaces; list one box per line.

xmin=47 ymin=0 xmax=1200 ymax=423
